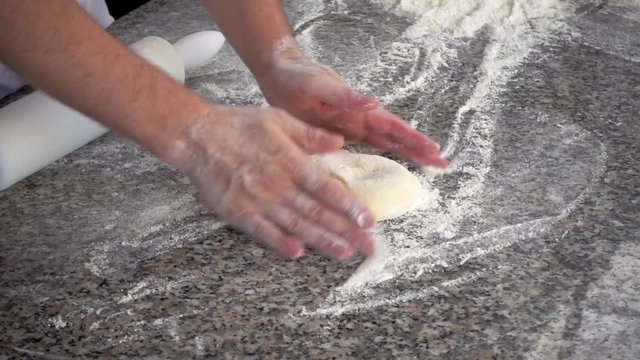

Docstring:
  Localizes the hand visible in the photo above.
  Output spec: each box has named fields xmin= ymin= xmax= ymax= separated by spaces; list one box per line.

xmin=255 ymin=49 xmax=448 ymax=168
xmin=172 ymin=106 xmax=376 ymax=260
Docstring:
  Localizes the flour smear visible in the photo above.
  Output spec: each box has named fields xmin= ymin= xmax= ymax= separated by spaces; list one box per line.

xmin=64 ymin=0 xmax=613 ymax=341
xmin=300 ymin=0 xmax=609 ymax=317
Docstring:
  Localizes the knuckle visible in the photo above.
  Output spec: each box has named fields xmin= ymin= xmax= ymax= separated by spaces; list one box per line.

xmin=272 ymin=107 xmax=286 ymax=116
xmin=283 ymin=215 xmax=302 ymax=234
xmin=302 ymin=73 xmax=323 ymax=94
xmin=214 ymin=194 xmax=240 ymax=218
xmin=270 ymin=107 xmax=290 ymax=122
xmin=229 ymin=167 xmax=256 ymax=196
xmin=314 ymin=177 xmax=334 ymax=198
xmin=232 ymin=162 xmax=273 ymax=197
xmin=305 ymin=126 xmax=320 ymax=145
xmin=281 ymin=156 xmax=305 ymax=178
xmin=306 ymin=201 xmax=325 ymax=221
xmin=310 ymin=229 xmax=327 ymax=244
xmin=295 ymin=162 xmax=324 ymax=191
xmin=224 ymin=207 xmax=249 ymax=224
xmin=216 ymin=198 xmax=263 ymax=232
xmin=248 ymin=218 xmax=267 ymax=236
xmin=316 ymin=233 xmax=339 ymax=252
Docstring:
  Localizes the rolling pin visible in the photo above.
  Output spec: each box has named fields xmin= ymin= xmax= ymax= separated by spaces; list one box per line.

xmin=0 ymin=31 xmax=225 ymax=190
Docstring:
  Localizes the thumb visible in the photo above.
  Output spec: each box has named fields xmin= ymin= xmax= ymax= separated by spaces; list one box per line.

xmin=276 ymin=109 xmax=344 ymax=154
xmin=313 ymin=77 xmax=379 ymax=112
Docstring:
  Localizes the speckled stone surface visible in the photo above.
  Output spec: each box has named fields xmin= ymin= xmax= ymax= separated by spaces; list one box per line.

xmin=1 ymin=0 xmax=639 ymax=358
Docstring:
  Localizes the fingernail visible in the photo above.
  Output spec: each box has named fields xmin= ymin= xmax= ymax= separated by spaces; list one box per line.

xmin=351 ymin=208 xmax=375 ymax=228
xmin=418 ymin=154 xmax=448 ymax=169
xmin=292 ymin=247 xmax=304 ymax=259
xmin=325 ymin=237 xmax=353 ymax=260
xmin=359 ymin=96 xmax=379 ymax=109
xmin=356 ymin=213 xmax=367 ymax=227
xmin=347 ymin=95 xmax=379 ymax=112
xmin=338 ymin=246 xmax=354 ymax=261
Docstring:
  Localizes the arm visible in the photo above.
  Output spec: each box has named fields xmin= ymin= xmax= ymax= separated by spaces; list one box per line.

xmin=0 ymin=0 xmax=376 ymax=260
xmin=200 ymin=0 xmax=296 ymax=77
xmin=0 ymin=0 xmax=204 ymax=162
xmin=201 ymin=0 xmax=379 ymax=110
xmin=201 ymin=0 xmax=447 ymax=167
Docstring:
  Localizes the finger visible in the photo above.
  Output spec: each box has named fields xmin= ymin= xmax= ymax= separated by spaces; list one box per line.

xmin=264 ymin=130 xmax=376 ymax=228
xmin=361 ymin=109 xmax=448 ymax=167
xmin=232 ymin=212 xmax=305 ymax=259
xmin=274 ymin=109 xmax=344 ymax=154
xmin=312 ymin=76 xmax=379 ymax=112
xmin=366 ymin=133 xmax=449 ymax=168
xmin=415 ymin=154 xmax=449 ymax=168
xmin=285 ymin=190 xmax=375 ymax=256
xmin=294 ymin=161 xmax=376 ymax=229
xmin=362 ymin=108 xmax=441 ymax=154
xmin=268 ymin=205 xmax=354 ymax=260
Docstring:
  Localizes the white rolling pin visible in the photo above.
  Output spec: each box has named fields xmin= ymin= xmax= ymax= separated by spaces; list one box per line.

xmin=0 ymin=31 xmax=225 ymax=191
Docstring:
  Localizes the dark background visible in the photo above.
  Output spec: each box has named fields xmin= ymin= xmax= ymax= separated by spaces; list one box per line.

xmin=106 ymin=0 xmax=150 ymax=19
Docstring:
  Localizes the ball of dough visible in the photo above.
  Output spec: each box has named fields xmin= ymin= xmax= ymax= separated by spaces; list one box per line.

xmin=313 ymin=152 xmax=424 ymax=221
xmin=129 ymin=36 xmax=185 ymax=84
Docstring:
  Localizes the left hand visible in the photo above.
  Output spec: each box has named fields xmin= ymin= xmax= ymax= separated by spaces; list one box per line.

xmin=255 ymin=49 xmax=447 ymax=168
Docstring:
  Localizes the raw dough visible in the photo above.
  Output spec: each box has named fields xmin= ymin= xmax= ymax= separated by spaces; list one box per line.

xmin=313 ymin=151 xmax=424 ymax=221
xmin=129 ymin=36 xmax=185 ymax=84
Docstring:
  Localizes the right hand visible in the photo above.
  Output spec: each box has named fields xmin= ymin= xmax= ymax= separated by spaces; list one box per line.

xmin=171 ymin=106 xmax=377 ymax=260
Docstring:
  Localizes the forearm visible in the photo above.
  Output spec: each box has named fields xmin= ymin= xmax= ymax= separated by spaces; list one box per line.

xmin=201 ymin=0 xmax=301 ymax=78
xmin=0 ymin=0 xmax=209 ymax=165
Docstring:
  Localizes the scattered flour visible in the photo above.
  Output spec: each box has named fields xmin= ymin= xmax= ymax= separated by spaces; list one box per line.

xmin=340 ymin=234 xmax=392 ymax=288
xmin=51 ymin=0 xmax=618 ymax=341
xmin=48 ymin=315 xmax=68 ymax=329
xmin=300 ymin=0 xmax=611 ymax=317
xmin=384 ymin=0 xmax=562 ymax=38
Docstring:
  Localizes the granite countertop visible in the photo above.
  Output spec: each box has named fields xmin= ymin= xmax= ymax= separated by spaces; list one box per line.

xmin=1 ymin=0 xmax=639 ymax=358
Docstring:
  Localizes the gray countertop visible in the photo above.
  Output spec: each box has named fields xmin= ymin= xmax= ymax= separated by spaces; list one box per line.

xmin=1 ymin=0 xmax=639 ymax=358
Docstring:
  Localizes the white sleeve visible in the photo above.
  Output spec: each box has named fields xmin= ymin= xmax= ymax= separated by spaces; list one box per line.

xmin=75 ymin=0 xmax=115 ymax=28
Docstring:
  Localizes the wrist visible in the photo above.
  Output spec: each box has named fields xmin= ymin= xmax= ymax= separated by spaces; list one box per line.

xmin=252 ymin=36 xmax=305 ymax=80
xmin=143 ymin=90 xmax=215 ymax=172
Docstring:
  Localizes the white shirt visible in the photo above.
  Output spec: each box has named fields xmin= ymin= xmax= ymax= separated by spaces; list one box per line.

xmin=0 ymin=0 xmax=114 ymax=99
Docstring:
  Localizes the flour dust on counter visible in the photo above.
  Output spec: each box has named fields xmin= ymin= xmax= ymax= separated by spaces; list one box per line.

xmin=1 ymin=0 xmax=639 ymax=357
xmin=382 ymin=0 xmax=562 ymax=39
xmin=524 ymin=241 xmax=640 ymax=359
xmin=569 ymin=0 xmax=640 ymax=63
xmin=293 ymin=0 xmax=612 ymax=317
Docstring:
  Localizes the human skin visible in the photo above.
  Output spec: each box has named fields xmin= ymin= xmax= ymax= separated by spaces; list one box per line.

xmin=202 ymin=0 xmax=448 ymax=167
xmin=0 ymin=0 xmax=445 ymax=260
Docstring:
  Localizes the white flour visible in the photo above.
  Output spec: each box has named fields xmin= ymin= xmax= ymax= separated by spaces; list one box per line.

xmin=385 ymin=0 xmax=561 ymax=38
xmin=55 ymin=1 xmax=615 ymax=343
xmin=19 ymin=1 xmax=622 ymax=351
xmin=299 ymin=0 xmax=612 ymax=317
